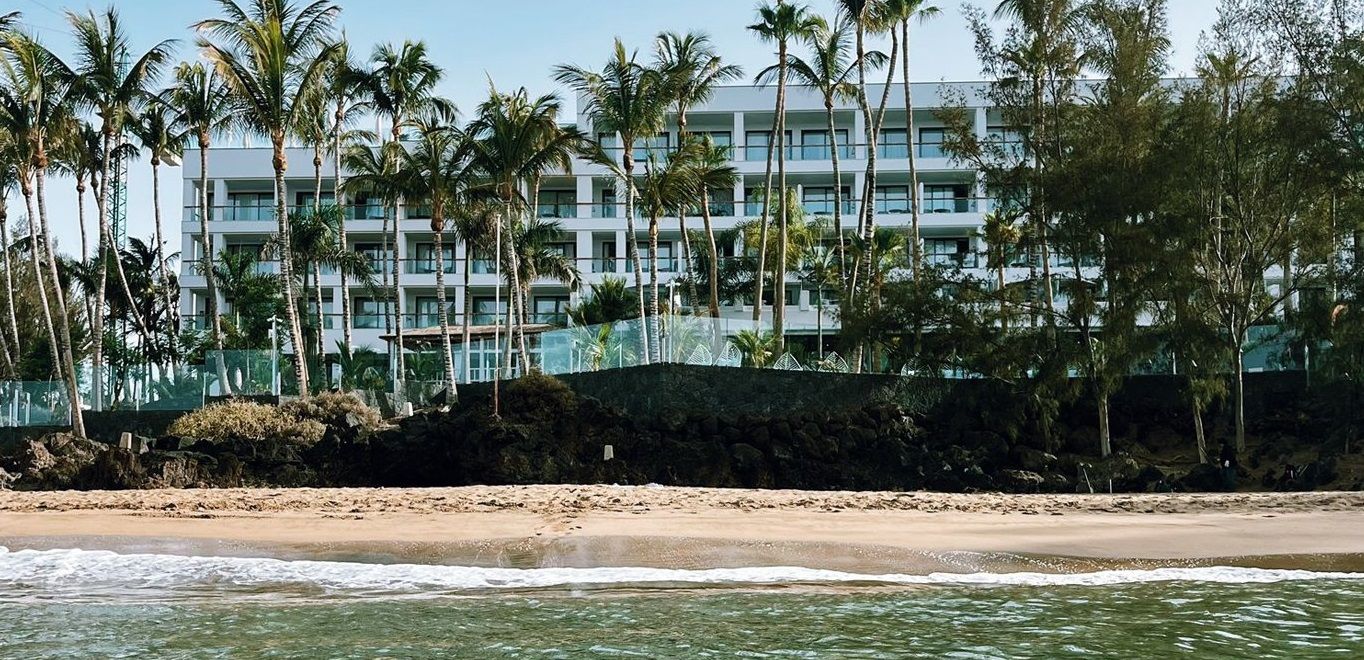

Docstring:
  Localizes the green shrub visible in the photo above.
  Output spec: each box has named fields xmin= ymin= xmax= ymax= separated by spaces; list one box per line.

xmin=503 ymin=371 xmax=578 ymax=418
xmin=168 ymin=400 xmax=325 ymax=446
xmin=281 ymin=391 xmax=383 ymax=436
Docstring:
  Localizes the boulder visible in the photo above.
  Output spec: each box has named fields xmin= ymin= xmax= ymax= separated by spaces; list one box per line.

xmin=1000 ymin=469 xmax=1045 ymax=493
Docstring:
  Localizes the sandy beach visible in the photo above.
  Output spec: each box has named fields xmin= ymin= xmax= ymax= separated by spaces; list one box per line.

xmin=1 ymin=486 xmax=1362 ymax=569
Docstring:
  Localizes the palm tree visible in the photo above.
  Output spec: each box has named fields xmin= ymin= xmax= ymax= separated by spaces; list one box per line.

xmin=396 ymin=110 xmax=466 ymax=393
xmin=763 ymin=17 xmax=882 ymax=293
xmin=748 ymin=2 xmax=825 ymax=349
xmin=0 ymin=31 xmax=86 ymax=436
xmin=196 ymin=0 xmax=342 ymax=397
xmin=130 ymin=95 xmax=188 ymax=357
xmin=879 ymin=0 xmax=939 ymax=281
xmin=169 ymin=60 xmax=236 ymax=391
xmin=67 ymin=6 xmax=172 ymax=408
xmin=639 ymin=151 xmax=695 ymax=358
xmin=321 ymin=37 xmax=367 ymax=351
xmin=511 ymin=217 xmax=580 ymax=329
xmin=683 ymin=137 xmax=739 ymax=318
xmin=798 ymin=244 xmax=839 ymax=356
xmin=449 ymin=201 xmax=497 ymax=383
xmin=568 ymin=276 xmax=638 ymax=326
xmin=352 ymin=40 xmax=455 ymax=391
xmin=654 ymin=31 xmax=743 ymax=309
xmin=465 ymin=85 xmax=583 ymax=373
xmin=554 ymin=41 xmax=670 ymax=361
xmin=0 ymin=133 xmax=20 ymax=369
xmin=981 ymin=209 xmax=1021 ymax=331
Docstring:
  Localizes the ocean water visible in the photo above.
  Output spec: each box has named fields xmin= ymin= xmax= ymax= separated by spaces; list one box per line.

xmin=1 ymin=547 xmax=1362 ymax=658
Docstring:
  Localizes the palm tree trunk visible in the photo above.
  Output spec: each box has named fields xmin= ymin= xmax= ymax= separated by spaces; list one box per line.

xmin=391 ymin=197 xmax=406 ymax=398
xmin=433 ymin=221 xmax=456 ymax=394
xmin=700 ymin=188 xmax=721 ymax=318
xmin=903 ymin=21 xmax=922 ymax=282
xmin=75 ymin=180 xmax=96 ymax=357
xmin=34 ymin=159 xmax=86 ymax=437
xmin=774 ymin=42 xmax=789 ymax=352
xmin=151 ymin=158 xmax=174 ymax=369
xmin=20 ymin=185 xmax=60 ymax=379
xmin=827 ymin=98 xmax=848 ymax=291
xmin=1233 ymin=337 xmax=1246 ymax=452
xmin=1194 ymin=398 xmax=1207 ymax=464
xmin=199 ymin=137 xmax=230 ymax=396
xmin=333 ymin=114 xmax=353 ymax=353
xmin=505 ymin=206 xmax=530 ymax=373
xmin=461 ymin=242 xmax=472 ymax=383
xmin=753 ymin=91 xmax=779 ymax=326
xmin=273 ymin=141 xmax=310 ymax=397
xmin=622 ymin=152 xmax=649 ymax=362
xmin=0 ymin=202 xmax=19 ymax=369
xmin=381 ymin=207 xmax=392 ymax=336
xmin=1032 ymin=77 xmax=1057 ymax=329
xmin=649 ymin=210 xmax=660 ymax=363
xmin=678 ymin=208 xmax=698 ymax=314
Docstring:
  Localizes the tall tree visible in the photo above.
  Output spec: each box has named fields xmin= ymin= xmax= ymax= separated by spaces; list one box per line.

xmin=130 ymin=94 xmax=188 ymax=359
xmin=169 ymin=61 xmax=236 ymax=393
xmin=654 ymin=30 xmax=743 ymax=311
xmin=683 ymin=137 xmax=740 ymax=318
xmin=879 ymin=0 xmax=940 ymax=280
xmin=0 ymin=32 xmax=86 ymax=435
xmin=67 ymin=6 xmax=173 ymax=407
xmin=749 ymin=2 xmax=825 ymax=350
xmin=196 ymin=0 xmax=342 ymax=397
xmin=353 ymin=40 xmax=455 ymax=395
xmin=555 ymin=41 xmax=670 ymax=362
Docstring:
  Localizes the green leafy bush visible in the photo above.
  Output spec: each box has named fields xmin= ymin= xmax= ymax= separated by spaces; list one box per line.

xmin=281 ymin=391 xmax=383 ymax=437
xmin=168 ymin=400 xmax=326 ymax=446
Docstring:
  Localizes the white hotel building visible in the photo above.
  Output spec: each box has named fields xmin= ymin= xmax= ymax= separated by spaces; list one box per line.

xmin=179 ymin=82 xmax=1006 ymax=361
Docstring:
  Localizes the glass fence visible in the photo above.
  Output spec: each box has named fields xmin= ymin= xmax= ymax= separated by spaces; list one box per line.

xmin=0 ymin=381 xmax=70 ymax=427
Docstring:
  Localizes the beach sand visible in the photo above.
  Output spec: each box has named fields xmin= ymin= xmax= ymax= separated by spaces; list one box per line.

xmin=2 ymin=486 xmax=1362 ymax=570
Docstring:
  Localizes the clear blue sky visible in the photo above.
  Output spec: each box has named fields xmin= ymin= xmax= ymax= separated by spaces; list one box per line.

xmin=7 ymin=0 xmax=1222 ymax=258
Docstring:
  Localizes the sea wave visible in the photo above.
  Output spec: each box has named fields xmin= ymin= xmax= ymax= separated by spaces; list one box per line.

xmin=1 ymin=547 xmax=1360 ymax=595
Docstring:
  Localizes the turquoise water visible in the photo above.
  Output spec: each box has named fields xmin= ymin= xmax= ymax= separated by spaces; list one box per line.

xmin=1 ymin=548 xmax=1361 ymax=658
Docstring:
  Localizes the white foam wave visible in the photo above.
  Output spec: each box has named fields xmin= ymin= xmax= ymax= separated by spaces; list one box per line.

xmin=0 ymin=547 xmax=1359 ymax=594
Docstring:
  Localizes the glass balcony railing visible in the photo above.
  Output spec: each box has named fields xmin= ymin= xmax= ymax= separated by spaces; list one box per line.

xmin=185 ymin=203 xmax=391 ymax=222
xmin=403 ymin=259 xmax=458 ymax=275
xmin=537 ymin=203 xmax=576 ymax=219
xmin=353 ymin=314 xmax=384 ymax=329
xmin=802 ymin=200 xmax=859 ymax=217
xmin=926 ymin=253 xmax=980 ymax=269
xmin=592 ymin=203 xmax=620 ymax=218
xmin=627 ymin=258 xmax=681 ymax=273
xmin=592 ymin=258 xmax=620 ymax=273
xmin=923 ymin=198 xmax=979 ymax=214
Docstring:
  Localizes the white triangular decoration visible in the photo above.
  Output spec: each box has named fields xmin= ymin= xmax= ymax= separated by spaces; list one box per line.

xmin=773 ymin=353 xmax=803 ymax=371
xmin=687 ymin=345 xmax=713 ymax=366
xmin=715 ymin=342 xmax=742 ymax=367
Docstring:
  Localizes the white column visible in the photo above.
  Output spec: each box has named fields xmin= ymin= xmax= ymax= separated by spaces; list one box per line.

xmin=853 ymin=111 xmax=867 ymax=160
xmin=733 ymin=111 xmax=745 ymax=161
xmin=974 ymin=107 xmax=988 ymax=140
xmin=212 ymin=179 xmax=227 ymax=221
xmin=576 ymin=176 xmax=593 ymax=219
xmin=575 ymin=230 xmax=593 ymax=282
xmin=614 ymin=230 xmax=627 ymax=274
xmin=734 ymin=177 xmax=746 ymax=218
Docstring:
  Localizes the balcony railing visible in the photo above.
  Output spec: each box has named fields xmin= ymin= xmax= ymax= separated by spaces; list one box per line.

xmin=537 ymin=203 xmax=576 ymax=219
xmin=801 ymin=200 xmax=859 ymax=216
xmin=926 ymin=252 xmax=980 ymax=269
xmin=627 ymin=258 xmax=681 ymax=273
xmin=185 ymin=203 xmax=391 ymax=222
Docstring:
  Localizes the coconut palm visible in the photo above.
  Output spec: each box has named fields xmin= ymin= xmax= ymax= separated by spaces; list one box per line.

xmin=321 ymin=37 xmax=368 ymax=351
xmin=554 ymin=41 xmax=671 ymax=361
xmin=395 ymin=110 xmax=467 ymax=393
xmin=449 ymin=200 xmax=497 ymax=383
xmin=654 ymin=30 xmax=743 ymax=309
xmin=762 ymin=17 xmax=883 ymax=293
xmin=639 ymin=151 xmax=695 ymax=358
xmin=130 ymin=94 xmax=188 ymax=355
xmin=0 ymin=133 xmax=20 ymax=369
xmin=196 ymin=0 xmax=343 ymax=397
xmin=748 ymin=2 xmax=826 ymax=349
xmin=878 ymin=0 xmax=940 ymax=280
xmin=169 ymin=60 xmax=236 ymax=391
xmin=510 ymin=217 xmax=580 ymax=329
xmin=465 ymin=84 xmax=584 ymax=373
xmin=798 ymin=244 xmax=839 ymax=356
xmin=352 ymin=40 xmax=456 ymax=390
xmin=0 ymin=31 xmax=86 ymax=436
xmin=682 ymin=137 xmax=739 ymax=318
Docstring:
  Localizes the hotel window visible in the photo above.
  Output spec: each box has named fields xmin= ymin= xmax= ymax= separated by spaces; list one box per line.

xmin=595 ymin=241 xmax=618 ymax=273
xmin=538 ymin=190 xmax=575 ymax=218
xmin=918 ymin=128 xmax=947 ymax=158
xmin=925 ymin=238 xmax=975 ymax=268
xmin=875 ymin=186 xmax=911 ymax=214
xmin=988 ymin=126 xmax=1026 ymax=159
xmin=226 ymin=192 xmax=272 ymax=221
xmin=597 ymin=187 xmax=617 ymax=218
xmin=412 ymin=243 xmax=454 ymax=274
xmin=745 ymin=130 xmax=794 ymax=161
xmin=799 ymin=129 xmax=852 ymax=160
xmin=355 ymin=244 xmax=388 ymax=273
xmin=532 ymin=296 xmax=570 ymax=325
xmin=924 ymin=184 xmax=973 ymax=213
xmin=802 ymin=187 xmax=851 ymax=216
xmin=294 ymin=191 xmax=336 ymax=208
xmin=633 ymin=133 xmax=670 ymax=161
xmin=878 ymin=130 xmax=909 ymax=159
xmin=353 ymin=298 xmax=383 ymax=329
xmin=596 ymin=132 xmax=618 ymax=151
xmin=411 ymin=297 xmax=448 ymax=328
xmin=472 ymin=298 xmax=508 ymax=325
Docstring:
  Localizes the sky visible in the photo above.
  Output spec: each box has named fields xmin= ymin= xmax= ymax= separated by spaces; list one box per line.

xmin=5 ymin=0 xmax=1223 ymax=259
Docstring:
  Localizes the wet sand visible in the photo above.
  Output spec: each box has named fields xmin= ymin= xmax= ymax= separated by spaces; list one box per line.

xmin=1 ymin=486 xmax=1362 ymax=568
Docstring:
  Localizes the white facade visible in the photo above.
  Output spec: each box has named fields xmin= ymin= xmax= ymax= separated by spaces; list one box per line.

xmin=180 ymin=82 xmax=1013 ymax=354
